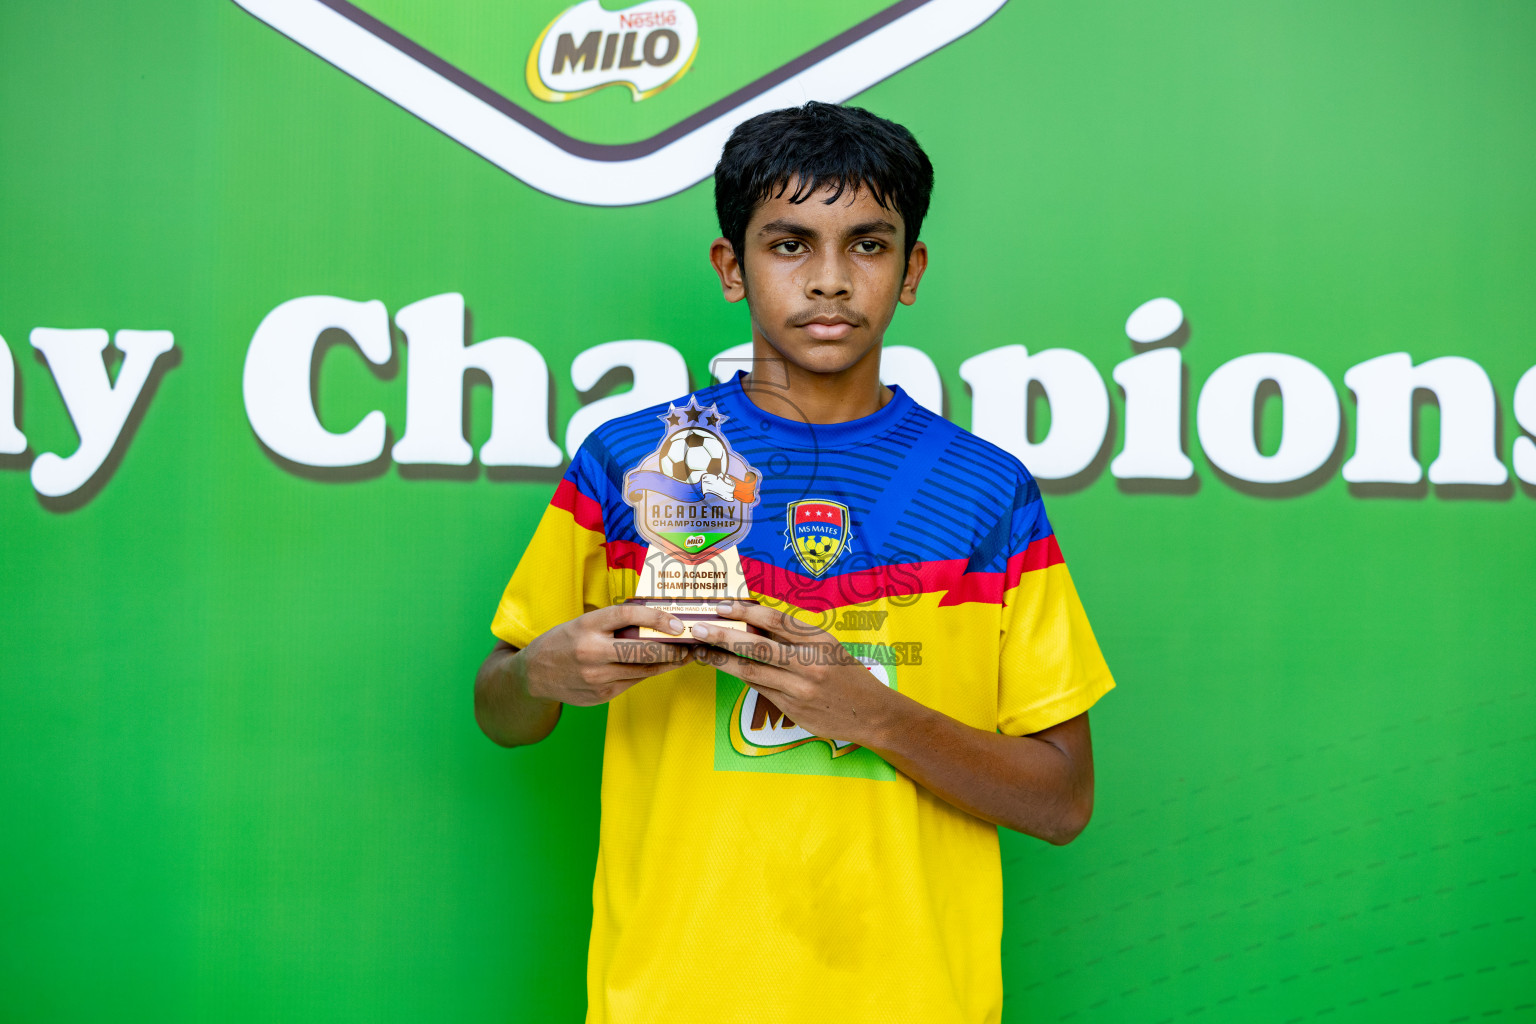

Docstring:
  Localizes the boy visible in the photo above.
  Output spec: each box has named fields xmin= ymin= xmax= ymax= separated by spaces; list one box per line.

xmin=475 ymin=101 xmax=1114 ymax=1023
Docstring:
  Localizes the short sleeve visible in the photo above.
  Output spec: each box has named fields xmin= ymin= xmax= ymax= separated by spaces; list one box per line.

xmin=995 ymin=476 xmax=1115 ymax=736
xmin=490 ymin=442 xmax=616 ymax=648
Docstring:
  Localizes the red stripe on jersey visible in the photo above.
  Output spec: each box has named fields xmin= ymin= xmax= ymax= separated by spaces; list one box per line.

xmin=939 ymin=535 xmax=1063 ymax=606
xmin=738 ymin=557 xmax=946 ymax=612
xmin=1012 ymin=534 xmax=1065 ymax=583
xmin=604 ymin=538 xmax=648 ymax=574
xmin=590 ymin=522 xmax=1064 ymax=608
xmin=736 ymin=534 xmax=1064 ymax=611
xmin=551 ymin=478 xmax=605 ymax=534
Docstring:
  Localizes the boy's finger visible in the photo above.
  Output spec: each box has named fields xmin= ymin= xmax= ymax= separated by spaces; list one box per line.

xmin=695 ymin=645 xmax=797 ymax=694
xmin=714 ymin=601 xmax=825 ymax=644
xmin=591 ymin=602 xmax=685 ymax=636
xmin=688 ymin=622 xmax=793 ymax=666
xmin=605 ymin=638 xmax=695 ymax=666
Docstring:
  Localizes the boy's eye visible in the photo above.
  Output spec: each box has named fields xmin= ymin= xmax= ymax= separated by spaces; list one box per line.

xmin=853 ymin=239 xmax=884 ymax=254
xmin=772 ymin=239 xmax=806 ymax=254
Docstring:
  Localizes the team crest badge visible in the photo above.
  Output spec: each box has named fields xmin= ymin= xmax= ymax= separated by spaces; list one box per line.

xmin=785 ymin=499 xmax=851 ymax=576
xmin=623 ymin=397 xmax=759 ymax=563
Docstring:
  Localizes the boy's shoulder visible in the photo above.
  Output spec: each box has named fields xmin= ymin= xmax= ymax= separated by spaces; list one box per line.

xmin=898 ymin=399 xmax=1043 ymax=507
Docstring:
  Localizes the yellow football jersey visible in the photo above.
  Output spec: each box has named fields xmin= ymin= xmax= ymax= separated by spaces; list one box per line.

xmin=492 ymin=380 xmax=1114 ymax=1022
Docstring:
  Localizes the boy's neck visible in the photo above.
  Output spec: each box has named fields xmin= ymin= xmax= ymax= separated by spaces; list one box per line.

xmin=740 ymin=337 xmax=893 ymax=425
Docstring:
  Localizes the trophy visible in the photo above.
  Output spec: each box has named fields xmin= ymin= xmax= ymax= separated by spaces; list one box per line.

xmin=614 ymin=397 xmax=766 ymax=642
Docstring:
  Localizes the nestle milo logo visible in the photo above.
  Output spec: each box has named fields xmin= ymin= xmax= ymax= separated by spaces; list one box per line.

xmin=714 ymin=643 xmax=902 ymax=781
xmin=230 ymin=0 xmax=1010 ymax=205
xmin=527 ymin=1 xmax=698 ymax=103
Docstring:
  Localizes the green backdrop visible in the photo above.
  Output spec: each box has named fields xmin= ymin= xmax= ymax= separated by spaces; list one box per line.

xmin=2 ymin=1 xmax=1533 ymax=1021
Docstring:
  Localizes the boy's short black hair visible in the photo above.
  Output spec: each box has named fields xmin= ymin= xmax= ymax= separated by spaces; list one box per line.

xmin=713 ymin=101 xmax=934 ymax=264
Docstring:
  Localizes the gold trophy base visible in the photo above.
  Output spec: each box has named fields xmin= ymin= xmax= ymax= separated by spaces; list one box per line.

xmin=613 ymin=597 xmax=766 ymax=643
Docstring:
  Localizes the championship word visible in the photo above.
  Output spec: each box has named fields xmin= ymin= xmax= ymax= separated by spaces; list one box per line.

xmin=5 ymin=292 xmax=1535 ymax=500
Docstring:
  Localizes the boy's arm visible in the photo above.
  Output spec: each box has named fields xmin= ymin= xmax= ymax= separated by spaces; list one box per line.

xmin=865 ymin=703 xmax=1092 ymax=846
xmin=475 ymin=605 xmax=693 ymax=748
xmin=691 ymin=603 xmax=1094 ymax=844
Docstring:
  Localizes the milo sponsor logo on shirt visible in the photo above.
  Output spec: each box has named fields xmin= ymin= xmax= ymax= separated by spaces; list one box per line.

xmin=713 ymin=642 xmax=900 ymax=782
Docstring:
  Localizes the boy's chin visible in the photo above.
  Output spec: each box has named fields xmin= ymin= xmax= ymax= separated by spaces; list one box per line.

xmin=763 ymin=335 xmax=881 ymax=377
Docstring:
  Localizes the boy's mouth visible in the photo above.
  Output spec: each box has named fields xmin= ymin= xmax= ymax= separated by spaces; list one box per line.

xmin=794 ymin=312 xmax=862 ymax=342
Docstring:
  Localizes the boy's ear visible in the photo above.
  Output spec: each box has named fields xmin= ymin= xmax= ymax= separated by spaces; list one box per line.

xmin=710 ymin=238 xmax=747 ymax=303
xmin=899 ymin=240 xmax=928 ymax=306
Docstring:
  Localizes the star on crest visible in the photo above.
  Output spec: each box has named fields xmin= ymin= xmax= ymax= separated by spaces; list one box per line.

xmin=657 ymin=396 xmax=729 ymax=434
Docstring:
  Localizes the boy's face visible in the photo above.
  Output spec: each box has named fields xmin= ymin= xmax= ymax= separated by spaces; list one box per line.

xmin=710 ymin=181 xmax=927 ymax=377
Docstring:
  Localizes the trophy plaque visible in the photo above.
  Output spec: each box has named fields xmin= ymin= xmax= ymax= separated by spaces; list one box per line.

xmin=614 ymin=397 xmax=766 ymax=643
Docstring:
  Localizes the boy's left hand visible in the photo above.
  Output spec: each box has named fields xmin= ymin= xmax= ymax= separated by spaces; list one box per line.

xmin=689 ymin=601 xmax=903 ymax=748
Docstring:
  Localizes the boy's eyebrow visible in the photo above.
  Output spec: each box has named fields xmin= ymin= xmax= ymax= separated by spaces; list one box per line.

xmin=755 ymin=218 xmax=899 ymax=238
xmin=756 ymin=218 xmax=817 ymax=237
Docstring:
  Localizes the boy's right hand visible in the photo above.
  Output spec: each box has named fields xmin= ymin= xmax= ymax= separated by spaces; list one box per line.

xmin=518 ymin=604 xmax=694 ymax=706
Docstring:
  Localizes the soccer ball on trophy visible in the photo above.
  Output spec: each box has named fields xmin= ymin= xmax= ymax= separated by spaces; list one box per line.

xmin=659 ymin=429 xmax=728 ymax=484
